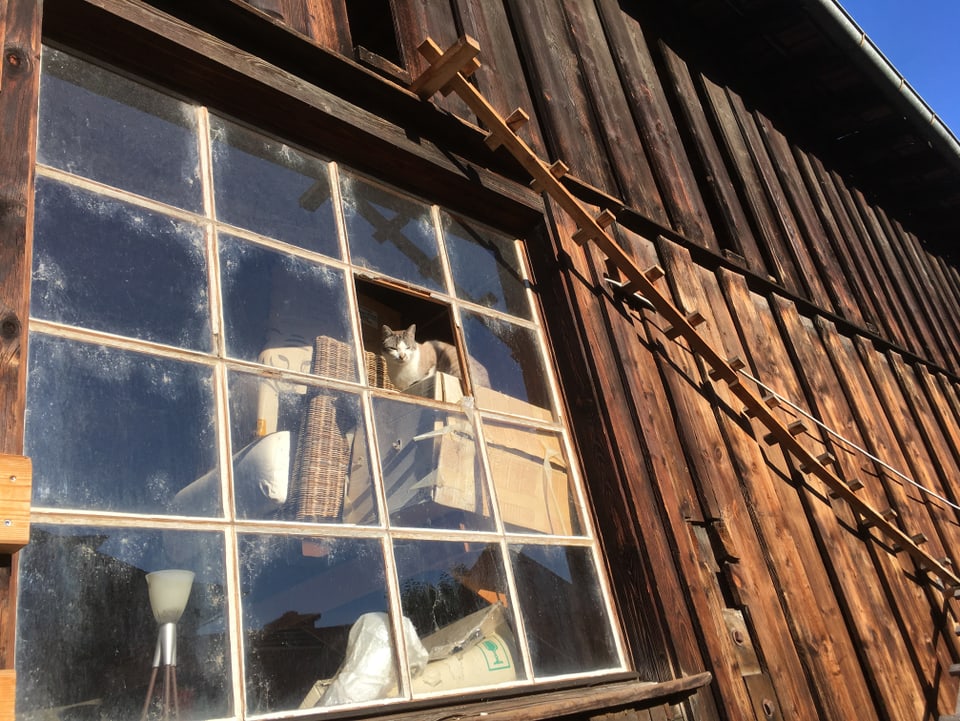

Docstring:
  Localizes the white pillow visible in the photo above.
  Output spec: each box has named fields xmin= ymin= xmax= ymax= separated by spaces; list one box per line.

xmin=171 ymin=431 xmax=290 ymax=516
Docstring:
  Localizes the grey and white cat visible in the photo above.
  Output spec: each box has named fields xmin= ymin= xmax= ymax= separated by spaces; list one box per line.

xmin=380 ymin=324 xmax=488 ymax=391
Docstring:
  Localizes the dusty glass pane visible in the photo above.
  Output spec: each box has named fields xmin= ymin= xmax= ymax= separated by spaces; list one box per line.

xmin=210 ymin=116 xmax=339 ymax=257
xmin=461 ymin=312 xmax=555 ymax=418
xmin=442 ymin=213 xmax=531 ymax=318
xmin=240 ymin=534 xmax=392 ymax=711
xmin=482 ymin=420 xmax=582 ymax=536
xmin=37 ymin=46 xmax=202 ymax=212
xmin=24 ymin=335 xmax=218 ymax=515
xmin=227 ymin=371 xmax=374 ymax=523
xmin=32 ymin=178 xmax=211 ymax=350
xmin=393 ymin=539 xmax=524 ymax=694
xmin=341 ymin=173 xmax=444 ymax=291
xmin=367 ymin=396 xmax=493 ymax=531
xmin=16 ymin=525 xmax=230 ymax=720
xmin=219 ymin=234 xmax=356 ymax=381
xmin=511 ymin=545 xmax=620 ymax=677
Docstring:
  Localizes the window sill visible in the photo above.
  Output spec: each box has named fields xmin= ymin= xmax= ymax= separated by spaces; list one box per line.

xmin=305 ymin=673 xmax=712 ymax=721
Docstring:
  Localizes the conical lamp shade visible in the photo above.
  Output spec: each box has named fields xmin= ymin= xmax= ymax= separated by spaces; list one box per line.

xmin=146 ymin=569 xmax=195 ymax=624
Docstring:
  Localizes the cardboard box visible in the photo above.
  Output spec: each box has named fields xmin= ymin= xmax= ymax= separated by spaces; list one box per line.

xmin=342 ymin=374 xmax=574 ymax=535
xmin=413 ymin=604 xmax=519 ymax=693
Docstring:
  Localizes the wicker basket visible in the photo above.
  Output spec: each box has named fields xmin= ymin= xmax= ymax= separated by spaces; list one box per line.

xmin=288 ymin=336 xmax=354 ymax=521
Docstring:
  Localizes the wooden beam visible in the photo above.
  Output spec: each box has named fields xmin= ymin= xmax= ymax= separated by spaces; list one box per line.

xmin=0 ymin=455 xmax=30 ymax=554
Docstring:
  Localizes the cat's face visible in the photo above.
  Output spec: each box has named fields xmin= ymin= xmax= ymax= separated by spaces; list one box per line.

xmin=381 ymin=324 xmax=417 ymax=363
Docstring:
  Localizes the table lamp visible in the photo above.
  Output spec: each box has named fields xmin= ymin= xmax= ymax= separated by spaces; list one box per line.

xmin=141 ymin=569 xmax=194 ymax=721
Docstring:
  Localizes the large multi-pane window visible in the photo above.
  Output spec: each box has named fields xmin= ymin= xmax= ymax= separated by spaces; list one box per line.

xmin=16 ymin=46 xmax=625 ymax=719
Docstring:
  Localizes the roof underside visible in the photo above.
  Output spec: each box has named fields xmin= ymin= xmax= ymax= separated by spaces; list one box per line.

xmin=651 ymin=0 xmax=960 ymax=259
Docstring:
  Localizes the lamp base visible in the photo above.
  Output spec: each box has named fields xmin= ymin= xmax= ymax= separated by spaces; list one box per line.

xmin=141 ymin=623 xmax=181 ymax=721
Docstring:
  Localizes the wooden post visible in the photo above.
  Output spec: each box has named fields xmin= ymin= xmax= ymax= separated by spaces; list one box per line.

xmin=0 ymin=0 xmax=42 ymax=708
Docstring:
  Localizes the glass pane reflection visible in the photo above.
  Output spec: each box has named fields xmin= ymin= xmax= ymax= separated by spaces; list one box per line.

xmin=367 ymin=397 xmax=493 ymax=532
xmin=442 ymin=213 xmax=531 ymax=318
xmin=210 ymin=116 xmax=339 ymax=257
xmin=38 ymin=47 xmax=202 ymax=212
xmin=393 ymin=540 xmax=524 ymax=694
xmin=239 ymin=535 xmax=390 ymax=712
xmin=16 ymin=525 xmax=230 ymax=721
xmin=511 ymin=545 xmax=619 ymax=677
xmin=33 ymin=178 xmax=210 ymax=351
xmin=25 ymin=336 xmax=218 ymax=515
xmin=461 ymin=312 xmax=554 ymax=418
xmin=228 ymin=372 xmax=374 ymax=523
xmin=341 ymin=174 xmax=444 ymax=291
xmin=219 ymin=235 xmax=356 ymax=380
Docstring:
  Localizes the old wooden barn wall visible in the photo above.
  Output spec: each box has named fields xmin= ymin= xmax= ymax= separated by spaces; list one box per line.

xmin=4 ymin=0 xmax=960 ymax=720
xmin=317 ymin=2 xmax=960 ymax=720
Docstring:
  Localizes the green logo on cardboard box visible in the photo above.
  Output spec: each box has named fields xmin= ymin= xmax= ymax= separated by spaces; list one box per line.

xmin=479 ymin=635 xmax=512 ymax=672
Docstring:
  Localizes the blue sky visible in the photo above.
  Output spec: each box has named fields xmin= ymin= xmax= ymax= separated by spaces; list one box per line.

xmin=838 ymin=1 xmax=960 ymax=137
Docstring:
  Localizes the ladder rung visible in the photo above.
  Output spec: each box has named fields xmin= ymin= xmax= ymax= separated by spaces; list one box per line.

xmin=664 ymin=311 xmax=706 ymax=339
xmin=411 ymin=36 xmax=481 ymax=98
xmin=826 ymin=476 xmax=861 ymax=496
xmin=530 ymin=159 xmax=570 ymax=191
xmin=572 ymin=209 xmax=617 ymax=245
xmin=893 ymin=533 xmax=928 ymax=554
xmin=708 ymin=357 xmax=746 ymax=381
xmin=800 ymin=452 xmax=837 ymax=474
xmin=859 ymin=508 xmax=898 ymax=529
xmin=743 ymin=391 xmax=780 ymax=418
xmin=504 ymin=107 xmax=529 ymax=132
xmin=763 ymin=421 xmax=805 ymax=446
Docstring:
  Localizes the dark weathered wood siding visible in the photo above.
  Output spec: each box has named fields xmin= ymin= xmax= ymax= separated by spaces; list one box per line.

xmin=3 ymin=0 xmax=960 ymax=719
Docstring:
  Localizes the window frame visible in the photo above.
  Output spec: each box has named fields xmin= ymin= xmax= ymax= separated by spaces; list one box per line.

xmin=0 ymin=0 xmax=712 ymax=718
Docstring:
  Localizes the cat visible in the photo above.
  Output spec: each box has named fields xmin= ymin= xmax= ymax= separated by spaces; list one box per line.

xmin=380 ymin=324 xmax=488 ymax=391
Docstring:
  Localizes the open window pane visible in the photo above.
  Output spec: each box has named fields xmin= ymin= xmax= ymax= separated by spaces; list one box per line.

xmin=461 ymin=311 xmax=555 ymax=418
xmin=16 ymin=525 xmax=230 ymax=720
xmin=341 ymin=173 xmax=445 ymax=291
xmin=38 ymin=47 xmax=202 ymax=212
xmin=25 ymin=336 xmax=218 ymax=515
xmin=511 ymin=545 xmax=620 ymax=677
xmin=227 ymin=371 xmax=373 ymax=523
xmin=32 ymin=178 xmax=211 ymax=350
xmin=393 ymin=539 xmax=524 ymax=695
xmin=239 ymin=534 xmax=390 ymax=711
xmin=366 ymin=397 xmax=493 ymax=531
xmin=219 ymin=234 xmax=356 ymax=381
xmin=442 ymin=213 xmax=531 ymax=319
xmin=210 ymin=116 xmax=340 ymax=257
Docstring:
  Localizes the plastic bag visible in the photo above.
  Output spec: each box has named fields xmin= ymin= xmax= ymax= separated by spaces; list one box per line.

xmin=318 ymin=612 xmax=428 ymax=706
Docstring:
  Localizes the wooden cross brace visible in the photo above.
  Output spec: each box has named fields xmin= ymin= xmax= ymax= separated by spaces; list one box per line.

xmin=409 ymin=36 xmax=960 ymax=593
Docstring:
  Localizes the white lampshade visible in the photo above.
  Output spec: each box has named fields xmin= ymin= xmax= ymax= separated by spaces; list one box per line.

xmin=146 ymin=569 xmax=195 ymax=624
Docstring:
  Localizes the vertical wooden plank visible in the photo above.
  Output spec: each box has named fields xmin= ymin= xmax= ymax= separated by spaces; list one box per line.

xmin=559 ymin=0 xmax=672 ymax=230
xmin=302 ymin=0 xmax=352 ymax=55
xmin=451 ymin=0 xmax=548 ymax=157
xmin=0 ymin=0 xmax=41 ymax=677
xmin=792 ymin=148 xmax=879 ymax=331
xmin=754 ymin=115 xmax=862 ymax=323
xmin=391 ymin=0 xmax=472 ymax=120
xmin=530 ymin=207 xmax=715 ymax=698
xmin=656 ymin=239 xmax=872 ymax=721
xmin=815 ymin=322 xmax=957 ymax=713
xmin=697 ymin=76 xmax=799 ymax=291
xmin=590 ymin=0 xmax=717 ymax=247
xmin=726 ymin=95 xmax=831 ymax=308
xmin=723 ymin=280 xmax=932 ymax=720
xmin=867 ymin=205 xmax=951 ymax=367
xmin=503 ymin=0 xmax=619 ymax=195
xmin=889 ymin=221 xmax=960 ymax=368
xmin=621 ymin=232 xmax=818 ymax=721
xmin=655 ymin=41 xmax=766 ymax=274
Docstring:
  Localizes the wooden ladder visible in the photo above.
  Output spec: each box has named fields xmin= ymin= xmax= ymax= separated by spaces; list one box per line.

xmin=409 ymin=35 xmax=960 ymax=595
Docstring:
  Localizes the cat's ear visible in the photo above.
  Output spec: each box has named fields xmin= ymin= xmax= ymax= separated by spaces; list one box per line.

xmin=380 ymin=324 xmax=393 ymax=339
xmin=405 ymin=324 xmax=417 ymax=338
